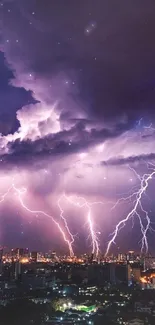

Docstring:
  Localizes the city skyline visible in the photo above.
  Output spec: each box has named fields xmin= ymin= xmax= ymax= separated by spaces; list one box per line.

xmin=1 ymin=1 xmax=155 ymax=255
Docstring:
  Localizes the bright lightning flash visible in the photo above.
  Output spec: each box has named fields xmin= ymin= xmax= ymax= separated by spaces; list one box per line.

xmin=105 ymin=164 xmax=155 ymax=256
xmin=0 ymin=181 xmax=74 ymax=257
xmin=57 ymin=197 xmax=75 ymax=252
xmin=0 ymin=162 xmax=154 ymax=257
xmin=58 ymin=194 xmax=108 ymax=258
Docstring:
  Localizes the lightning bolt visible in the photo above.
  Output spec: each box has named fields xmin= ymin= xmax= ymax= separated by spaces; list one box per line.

xmin=0 ymin=181 xmax=74 ymax=257
xmin=0 ymin=184 xmax=13 ymax=203
xmin=58 ymin=194 xmax=108 ymax=258
xmin=144 ymin=123 xmax=155 ymax=132
xmin=0 ymin=162 xmax=154 ymax=258
xmin=57 ymin=197 xmax=75 ymax=250
xmin=105 ymin=164 xmax=155 ymax=256
xmin=0 ymin=181 xmax=101 ymax=257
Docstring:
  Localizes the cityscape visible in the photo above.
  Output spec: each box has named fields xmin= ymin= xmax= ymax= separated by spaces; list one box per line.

xmin=1 ymin=0 xmax=155 ymax=324
xmin=0 ymin=247 xmax=154 ymax=323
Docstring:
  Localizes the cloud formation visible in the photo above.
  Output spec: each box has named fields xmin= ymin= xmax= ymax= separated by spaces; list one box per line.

xmin=101 ymin=153 xmax=155 ymax=166
xmin=2 ymin=0 xmax=155 ymax=161
xmin=1 ymin=0 xmax=155 ymax=253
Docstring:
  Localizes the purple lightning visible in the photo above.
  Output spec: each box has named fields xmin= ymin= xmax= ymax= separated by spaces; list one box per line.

xmin=57 ymin=197 xmax=75 ymax=250
xmin=105 ymin=164 xmax=155 ymax=256
xmin=0 ymin=181 xmax=74 ymax=257
xmin=0 ymin=163 xmax=154 ymax=257
xmin=12 ymin=183 xmax=75 ymax=257
xmin=59 ymin=194 xmax=108 ymax=257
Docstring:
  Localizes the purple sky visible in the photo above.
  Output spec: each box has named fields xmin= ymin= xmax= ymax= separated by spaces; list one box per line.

xmin=1 ymin=0 xmax=155 ymax=255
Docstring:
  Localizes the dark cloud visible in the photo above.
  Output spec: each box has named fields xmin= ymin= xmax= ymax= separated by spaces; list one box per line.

xmin=1 ymin=0 xmax=155 ymax=253
xmin=101 ymin=153 xmax=155 ymax=166
xmin=0 ymin=52 xmax=34 ymax=134
xmin=2 ymin=0 xmax=155 ymax=126
xmin=1 ymin=121 xmax=130 ymax=168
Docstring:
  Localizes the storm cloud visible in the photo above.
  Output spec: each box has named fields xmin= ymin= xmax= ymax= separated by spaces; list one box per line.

xmin=1 ymin=0 xmax=155 ymax=254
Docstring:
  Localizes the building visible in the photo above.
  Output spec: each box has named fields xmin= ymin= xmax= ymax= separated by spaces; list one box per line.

xmin=15 ymin=261 xmax=22 ymax=280
xmin=10 ymin=260 xmax=22 ymax=280
xmin=11 ymin=248 xmax=19 ymax=260
xmin=140 ymin=269 xmax=155 ymax=289
xmin=22 ymin=273 xmax=46 ymax=289
xmin=0 ymin=249 xmax=3 ymax=275
xmin=127 ymin=319 xmax=144 ymax=325
xmin=88 ymin=263 xmax=131 ymax=285
xmin=31 ymin=251 xmax=38 ymax=263
xmin=79 ymin=285 xmax=97 ymax=296
xmin=115 ymin=263 xmax=132 ymax=284
xmin=118 ymin=253 xmax=125 ymax=262
xmin=126 ymin=251 xmax=135 ymax=263
xmin=144 ymin=256 xmax=155 ymax=270
xmin=11 ymin=248 xmax=28 ymax=260
xmin=131 ymin=265 xmax=141 ymax=283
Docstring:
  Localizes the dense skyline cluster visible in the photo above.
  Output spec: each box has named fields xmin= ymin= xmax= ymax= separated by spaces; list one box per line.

xmin=0 ymin=0 xmax=155 ymax=254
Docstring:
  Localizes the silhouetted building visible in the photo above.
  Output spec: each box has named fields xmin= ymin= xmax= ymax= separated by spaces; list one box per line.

xmin=51 ymin=251 xmax=57 ymax=260
xmin=88 ymin=263 xmax=131 ymax=285
xmin=23 ymin=248 xmax=29 ymax=257
xmin=88 ymin=264 xmax=112 ymax=284
xmin=89 ymin=253 xmax=94 ymax=263
xmin=10 ymin=260 xmax=22 ymax=280
xmin=115 ymin=264 xmax=131 ymax=284
xmin=131 ymin=265 xmax=141 ymax=283
xmin=126 ymin=250 xmax=135 ymax=262
xmin=11 ymin=248 xmax=28 ymax=260
xmin=31 ymin=251 xmax=38 ymax=262
xmin=0 ymin=249 xmax=3 ymax=275
xmin=15 ymin=261 xmax=22 ymax=280
xmin=11 ymin=248 xmax=19 ymax=259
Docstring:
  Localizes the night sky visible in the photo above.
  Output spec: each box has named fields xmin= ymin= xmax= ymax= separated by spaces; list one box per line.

xmin=1 ymin=0 xmax=155 ymax=255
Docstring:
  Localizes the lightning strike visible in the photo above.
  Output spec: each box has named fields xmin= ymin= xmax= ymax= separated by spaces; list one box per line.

xmin=60 ymin=193 xmax=106 ymax=258
xmin=105 ymin=165 xmax=155 ymax=256
xmin=13 ymin=184 xmax=74 ymax=257
xmin=0 ymin=181 xmax=74 ymax=257
xmin=57 ymin=197 xmax=75 ymax=250
xmin=0 ymin=162 xmax=154 ymax=258
xmin=0 ymin=184 xmax=13 ymax=203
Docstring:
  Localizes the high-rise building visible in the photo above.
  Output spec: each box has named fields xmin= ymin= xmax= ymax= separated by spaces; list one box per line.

xmin=88 ymin=263 xmax=131 ymax=285
xmin=51 ymin=251 xmax=57 ymax=260
xmin=88 ymin=263 xmax=115 ymax=284
xmin=131 ymin=265 xmax=141 ymax=283
xmin=118 ymin=253 xmax=125 ymax=262
xmin=15 ymin=261 xmax=22 ymax=280
xmin=0 ymin=249 xmax=3 ymax=260
xmin=128 ymin=251 xmax=135 ymax=262
xmin=31 ymin=251 xmax=38 ymax=262
xmin=11 ymin=248 xmax=28 ymax=260
xmin=11 ymin=248 xmax=19 ymax=259
xmin=18 ymin=248 xmax=24 ymax=258
xmin=144 ymin=256 xmax=155 ymax=270
xmin=23 ymin=248 xmax=29 ymax=258
xmin=115 ymin=263 xmax=132 ymax=284
xmin=0 ymin=249 xmax=3 ymax=275
xmin=89 ymin=253 xmax=94 ymax=263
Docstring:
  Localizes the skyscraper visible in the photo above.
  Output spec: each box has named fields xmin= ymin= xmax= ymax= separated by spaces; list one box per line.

xmin=31 ymin=251 xmax=38 ymax=262
xmin=0 ymin=249 xmax=3 ymax=275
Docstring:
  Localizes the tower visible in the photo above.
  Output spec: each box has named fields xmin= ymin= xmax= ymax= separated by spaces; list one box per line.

xmin=31 ymin=251 xmax=38 ymax=262
xmin=15 ymin=261 xmax=22 ymax=280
